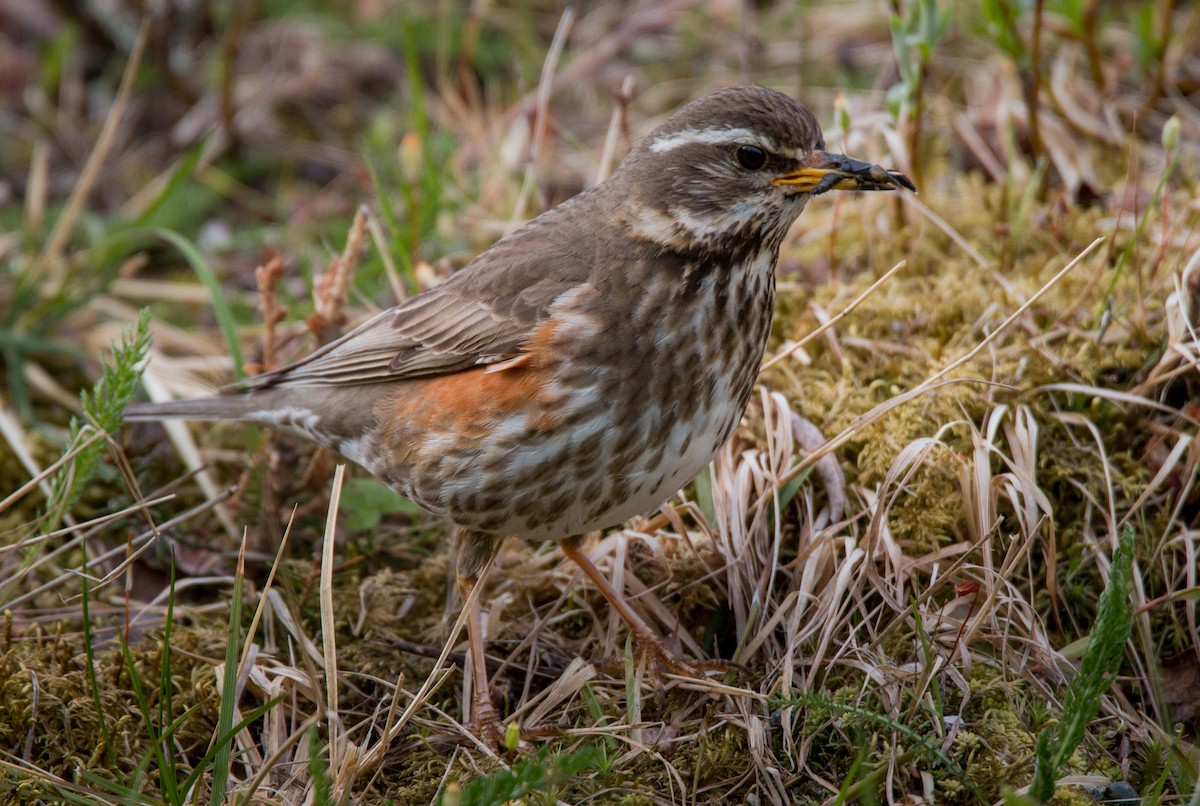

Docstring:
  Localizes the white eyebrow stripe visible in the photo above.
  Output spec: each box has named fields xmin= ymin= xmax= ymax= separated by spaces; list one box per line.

xmin=649 ymin=126 xmax=775 ymax=153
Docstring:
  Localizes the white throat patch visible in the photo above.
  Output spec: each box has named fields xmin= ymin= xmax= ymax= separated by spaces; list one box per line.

xmin=630 ymin=200 xmax=767 ymax=246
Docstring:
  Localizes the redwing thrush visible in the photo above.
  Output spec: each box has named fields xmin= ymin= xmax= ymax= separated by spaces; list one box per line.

xmin=126 ymin=85 xmax=914 ymax=739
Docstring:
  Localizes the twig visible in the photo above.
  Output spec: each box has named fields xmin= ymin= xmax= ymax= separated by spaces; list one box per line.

xmin=253 ymin=253 xmax=288 ymax=375
xmin=309 ymin=205 xmax=369 ymax=345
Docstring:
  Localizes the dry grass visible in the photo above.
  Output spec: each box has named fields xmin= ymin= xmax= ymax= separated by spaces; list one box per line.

xmin=2 ymin=0 xmax=1199 ymax=803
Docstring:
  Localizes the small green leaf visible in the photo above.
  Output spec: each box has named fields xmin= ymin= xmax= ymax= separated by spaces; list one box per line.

xmin=341 ymin=478 xmax=423 ymax=530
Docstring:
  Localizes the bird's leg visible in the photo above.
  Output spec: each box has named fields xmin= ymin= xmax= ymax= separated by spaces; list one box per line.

xmin=454 ymin=531 xmax=505 ymax=746
xmin=560 ymin=536 xmax=721 ymax=681
xmin=455 ymin=571 xmax=502 ymax=742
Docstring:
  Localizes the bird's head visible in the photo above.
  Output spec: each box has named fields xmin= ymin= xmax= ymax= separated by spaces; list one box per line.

xmin=617 ymin=86 xmax=914 ymax=256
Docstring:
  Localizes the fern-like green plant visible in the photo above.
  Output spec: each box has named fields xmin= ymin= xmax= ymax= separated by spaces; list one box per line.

xmin=441 ymin=747 xmax=599 ymax=806
xmin=42 ymin=308 xmax=152 ymax=534
xmin=775 ymin=688 xmax=968 ymax=787
xmin=1028 ymin=526 xmax=1136 ymax=802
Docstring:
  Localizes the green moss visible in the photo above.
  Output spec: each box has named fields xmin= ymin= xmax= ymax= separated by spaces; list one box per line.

xmin=0 ymin=622 xmax=221 ymax=790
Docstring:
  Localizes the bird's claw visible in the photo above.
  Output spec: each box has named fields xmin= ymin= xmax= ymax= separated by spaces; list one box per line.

xmin=597 ymin=630 xmax=735 ymax=689
xmin=469 ymin=702 xmax=533 ymax=754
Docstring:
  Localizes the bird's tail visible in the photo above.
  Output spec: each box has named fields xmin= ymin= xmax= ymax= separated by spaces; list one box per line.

xmin=125 ymin=385 xmax=380 ymax=453
xmin=125 ymin=391 xmax=279 ymax=423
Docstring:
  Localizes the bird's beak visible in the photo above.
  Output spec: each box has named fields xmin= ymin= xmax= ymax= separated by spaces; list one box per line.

xmin=772 ymin=151 xmax=916 ymax=195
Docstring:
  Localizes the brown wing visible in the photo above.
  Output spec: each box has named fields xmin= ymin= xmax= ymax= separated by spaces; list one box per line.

xmin=240 ymin=197 xmax=598 ymax=389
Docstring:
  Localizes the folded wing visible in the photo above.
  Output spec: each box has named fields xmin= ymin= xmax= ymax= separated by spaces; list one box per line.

xmin=240 ymin=214 xmax=595 ymax=389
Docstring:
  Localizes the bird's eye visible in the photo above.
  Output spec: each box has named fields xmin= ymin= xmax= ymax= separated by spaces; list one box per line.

xmin=735 ymin=144 xmax=767 ymax=170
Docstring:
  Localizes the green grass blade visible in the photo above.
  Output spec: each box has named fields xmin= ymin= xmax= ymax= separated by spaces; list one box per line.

xmin=364 ymin=152 xmax=416 ymax=293
xmin=79 ymin=558 xmax=116 ymax=769
xmin=157 ymin=555 xmax=179 ymax=797
xmin=75 ymin=755 xmax=157 ymax=804
xmin=0 ymin=329 xmax=87 ymax=355
xmin=309 ymin=727 xmax=331 ymax=806
xmin=132 ymin=140 xmax=209 ymax=228
xmin=209 ymin=541 xmax=245 ymax=805
xmin=1100 ymin=149 xmax=1181 ymax=322
xmin=180 ymin=696 xmax=283 ymax=799
xmin=120 ymin=631 xmax=178 ymax=804
xmin=144 ymin=227 xmax=245 ymax=379
xmin=693 ymin=466 xmax=716 ymax=526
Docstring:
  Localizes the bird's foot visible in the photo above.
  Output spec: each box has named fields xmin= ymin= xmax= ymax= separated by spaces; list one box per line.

xmin=597 ymin=627 xmax=735 ymax=688
xmin=467 ymin=693 xmax=535 ymax=754
xmin=469 ymin=696 xmax=506 ymax=749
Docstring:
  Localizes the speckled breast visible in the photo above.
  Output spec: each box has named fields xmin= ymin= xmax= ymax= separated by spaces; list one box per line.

xmin=382 ymin=252 xmax=778 ymax=542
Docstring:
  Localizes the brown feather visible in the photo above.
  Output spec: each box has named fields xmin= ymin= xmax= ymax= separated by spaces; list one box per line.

xmin=238 ymin=191 xmax=605 ymax=390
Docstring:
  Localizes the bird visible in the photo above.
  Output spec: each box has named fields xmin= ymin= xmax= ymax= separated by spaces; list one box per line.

xmin=125 ymin=85 xmax=914 ymax=742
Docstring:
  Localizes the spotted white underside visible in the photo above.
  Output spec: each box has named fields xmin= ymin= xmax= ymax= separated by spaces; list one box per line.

xmin=411 ymin=249 xmax=777 ymax=540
